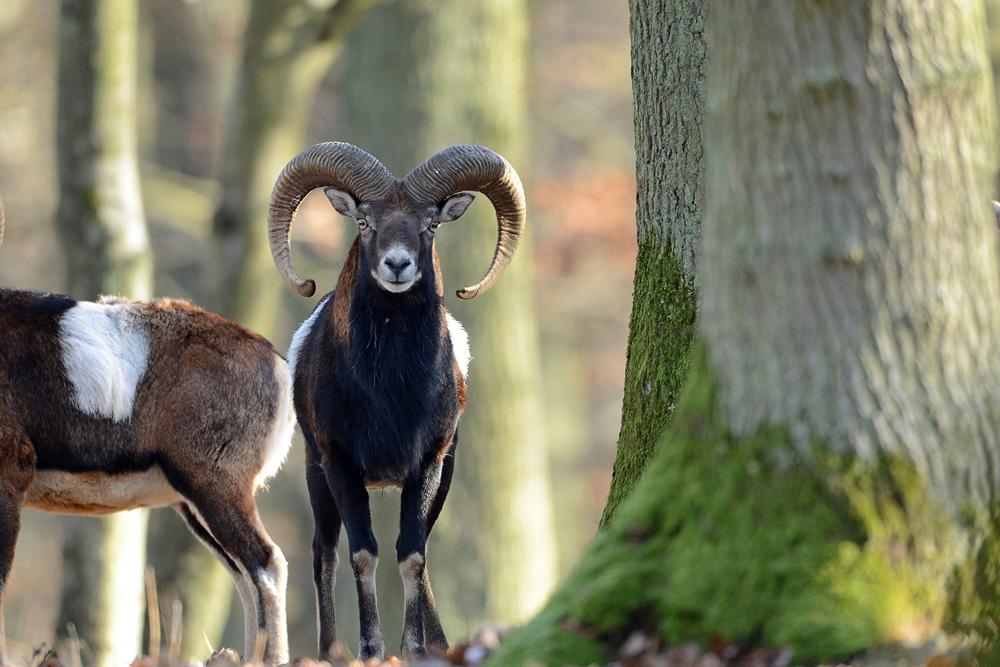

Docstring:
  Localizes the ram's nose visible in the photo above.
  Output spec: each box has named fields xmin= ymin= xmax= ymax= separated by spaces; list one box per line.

xmin=383 ymin=254 xmax=412 ymax=279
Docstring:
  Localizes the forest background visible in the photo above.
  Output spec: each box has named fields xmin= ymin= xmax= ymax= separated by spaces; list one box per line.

xmin=0 ymin=0 xmax=636 ymax=662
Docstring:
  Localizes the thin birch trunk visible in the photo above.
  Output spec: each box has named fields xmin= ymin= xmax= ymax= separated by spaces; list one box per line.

xmin=54 ymin=2 xmax=151 ymax=665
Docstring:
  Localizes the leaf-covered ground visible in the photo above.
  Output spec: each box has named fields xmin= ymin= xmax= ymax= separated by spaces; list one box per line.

xmin=19 ymin=626 xmax=971 ymax=667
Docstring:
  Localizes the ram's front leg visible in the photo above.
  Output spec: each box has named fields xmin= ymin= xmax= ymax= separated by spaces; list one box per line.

xmin=322 ymin=455 xmax=385 ymax=661
xmin=305 ymin=439 xmax=343 ymax=662
xmin=396 ymin=452 xmax=448 ymax=659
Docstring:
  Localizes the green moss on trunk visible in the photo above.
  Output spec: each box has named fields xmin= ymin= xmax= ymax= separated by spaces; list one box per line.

xmin=948 ymin=511 xmax=1000 ymax=663
xmin=491 ymin=343 xmax=978 ymax=666
xmin=600 ymin=238 xmax=697 ymax=527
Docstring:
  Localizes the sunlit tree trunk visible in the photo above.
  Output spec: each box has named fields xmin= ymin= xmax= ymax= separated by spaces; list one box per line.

xmin=343 ymin=0 xmax=558 ymax=635
xmin=492 ymin=1 xmax=1000 ymax=664
xmin=987 ymin=0 xmax=1000 ymax=199
xmin=53 ymin=1 xmax=151 ymax=665
xmin=142 ymin=5 xmax=236 ymax=660
xmin=599 ymin=0 xmax=704 ymax=527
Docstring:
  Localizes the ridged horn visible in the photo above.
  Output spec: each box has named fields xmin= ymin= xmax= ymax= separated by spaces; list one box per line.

xmin=268 ymin=142 xmax=395 ymax=296
xmin=403 ymin=145 xmax=525 ymax=300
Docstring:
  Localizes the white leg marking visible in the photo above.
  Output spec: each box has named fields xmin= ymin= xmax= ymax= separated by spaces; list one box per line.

xmin=255 ymin=546 xmax=289 ymax=665
xmin=186 ymin=500 xmax=288 ymax=665
xmin=352 ymin=549 xmax=377 ymax=588
xmin=182 ymin=503 xmax=258 ymax=661
xmin=352 ymin=550 xmax=383 ymax=657
xmin=399 ymin=553 xmax=425 ymax=655
xmin=59 ymin=299 xmax=149 ymax=422
xmin=446 ymin=312 xmax=471 ymax=379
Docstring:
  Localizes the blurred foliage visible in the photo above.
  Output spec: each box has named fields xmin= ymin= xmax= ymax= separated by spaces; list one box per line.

xmin=0 ymin=0 xmax=636 ymax=661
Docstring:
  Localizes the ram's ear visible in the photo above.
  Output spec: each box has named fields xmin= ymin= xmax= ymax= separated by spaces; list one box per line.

xmin=325 ymin=186 xmax=359 ymax=219
xmin=439 ymin=193 xmax=475 ymax=222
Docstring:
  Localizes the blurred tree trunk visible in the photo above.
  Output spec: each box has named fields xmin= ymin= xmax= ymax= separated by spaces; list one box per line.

xmin=143 ymin=5 xmax=235 ymax=661
xmin=53 ymin=1 xmax=151 ymax=666
xmin=987 ymin=0 xmax=1000 ymax=198
xmin=599 ymin=0 xmax=704 ymax=527
xmin=343 ymin=0 xmax=558 ymax=636
xmin=211 ymin=0 xmax=379 ymax=334
xmin=146 ymin=1 xmax=381 ymax=659
xmin=492 ymin=1 xmax=1000 ymax=665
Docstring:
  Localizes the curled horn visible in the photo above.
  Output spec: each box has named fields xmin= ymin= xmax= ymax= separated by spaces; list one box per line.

xmin=403 ymin=145 xmax=525 ymax=300
xmin=268 ymin=142 xmax=395 ymax=296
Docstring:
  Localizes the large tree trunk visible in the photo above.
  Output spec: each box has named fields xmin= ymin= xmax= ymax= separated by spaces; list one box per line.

xmin=492 ymin=1 xmax=1000 ymax=665
xmin=703 ymin=0 xmax=1000 ymax=514
xmin=53 ymin=1 xmax=151 ymax=665
xmin=342 ymin=0 xmax=558 ymax=635
xmin=697 ymin=1 xmax=1000 ymax=655
xmin=599 ymin=0 xmax=704 ymax=527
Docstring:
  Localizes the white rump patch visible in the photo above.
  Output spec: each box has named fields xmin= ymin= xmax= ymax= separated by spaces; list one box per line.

xmin=446 ymin=312 xmax=471 ymax=378
xmin=59 ymin=299 xmax=150 ymax=422
xmin=256 ymin=354 xmax=296 ymax=489
xmin=287 ymin=294 xmax=331 ymax=381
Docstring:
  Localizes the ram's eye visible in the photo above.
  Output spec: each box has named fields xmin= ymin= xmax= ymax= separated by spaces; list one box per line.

xmin=358 ymin=219 xmax=369 ymax=231
xmin=428 ymin=221 xmax=440 ymax=233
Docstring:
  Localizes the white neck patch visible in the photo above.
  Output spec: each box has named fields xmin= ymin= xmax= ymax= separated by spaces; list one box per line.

xmin=287 ymin=293 xmax=331 ymax=381
xmin=59 ymin=299 xmax=150 ymax=422
xmin=446 ymin=312 xmax=471 ymax=379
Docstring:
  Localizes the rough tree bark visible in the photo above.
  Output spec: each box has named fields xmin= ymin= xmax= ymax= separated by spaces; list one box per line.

xmin=599 ymin=0 xmax=704 ymax=528
xmin=53 ymin=1 xmax=151 ymax=666
xmin=342 ymin=0 xmax=558 ymax=634
xmin=492 ymin=1 xmax=1000 ymax=664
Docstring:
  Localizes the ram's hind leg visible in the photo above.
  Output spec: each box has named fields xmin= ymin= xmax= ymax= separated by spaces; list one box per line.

xmin=419 ymin=433 xmax=456 ymax=651
xmin=175 ymin=503 xmax=257 ymax=658
xmin=177 ymin=487 xmax=288 ymax=666
xmin=305 ymin=441 xmax=343 ymax=662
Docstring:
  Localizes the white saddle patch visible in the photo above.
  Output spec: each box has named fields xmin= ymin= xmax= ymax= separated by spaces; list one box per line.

xmin=446 ymin=312 xmax=471 ymax=379
xmin=59 ymin=299 xmax=150 ymax=422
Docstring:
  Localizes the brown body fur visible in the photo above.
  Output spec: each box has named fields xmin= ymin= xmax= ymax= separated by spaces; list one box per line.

xmin=0 ymin=292 xmax=292 ymax=666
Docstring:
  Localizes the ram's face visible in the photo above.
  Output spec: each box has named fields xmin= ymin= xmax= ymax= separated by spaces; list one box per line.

xmin=325 ymin=185 xmax=474 ymax=294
